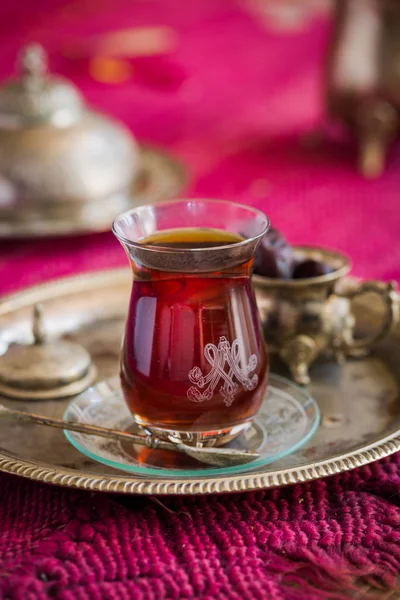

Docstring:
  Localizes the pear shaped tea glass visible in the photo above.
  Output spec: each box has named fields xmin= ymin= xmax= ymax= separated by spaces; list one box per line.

xmin=113 ymin=199 xmax=270 ymax=446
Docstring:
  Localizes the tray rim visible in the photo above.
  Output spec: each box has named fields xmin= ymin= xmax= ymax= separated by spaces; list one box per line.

xmin=0 ymin=268 xmax=399 ymax=495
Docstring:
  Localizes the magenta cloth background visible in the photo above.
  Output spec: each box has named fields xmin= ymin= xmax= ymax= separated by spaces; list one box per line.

xmin=0 ymin=1 xmax=400 ymax=598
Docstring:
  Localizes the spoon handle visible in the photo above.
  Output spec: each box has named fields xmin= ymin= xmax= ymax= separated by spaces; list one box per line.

xmin=0 ymin=404 xmax=259 ymax=466
xmin=0 ymin=403 xmax=165 ymax=446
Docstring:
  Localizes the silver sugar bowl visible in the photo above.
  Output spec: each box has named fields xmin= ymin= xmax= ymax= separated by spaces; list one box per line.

xmin=0 ymin=43 xmax=139 ymax=234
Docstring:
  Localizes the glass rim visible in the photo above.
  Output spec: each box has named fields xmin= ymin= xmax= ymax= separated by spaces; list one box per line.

xmin=112 ymin=198 xmax=270 ymax=254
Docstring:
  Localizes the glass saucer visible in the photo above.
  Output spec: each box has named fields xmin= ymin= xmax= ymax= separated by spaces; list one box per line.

xmin=64 ymin=374 xmax=320 ymax=478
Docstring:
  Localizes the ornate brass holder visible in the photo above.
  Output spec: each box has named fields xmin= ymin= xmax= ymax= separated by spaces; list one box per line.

xmin=0 ymin=305 xmax=97 ymax=400
xmin=253 ymin=246 xmax=399 ymax=385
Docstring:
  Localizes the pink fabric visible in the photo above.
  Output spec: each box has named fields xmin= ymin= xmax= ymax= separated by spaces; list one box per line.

xmin=1 ymin=460 xmax=400 ymax=599
xmin=0 ymin=0 xmax=399 ymax=292
xmin=1 ymin=2 xmax=400 ymax=598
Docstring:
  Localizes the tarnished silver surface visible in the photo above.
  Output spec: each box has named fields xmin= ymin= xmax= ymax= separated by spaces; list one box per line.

xmin=0 ymin=269 xmax=399 ymax=495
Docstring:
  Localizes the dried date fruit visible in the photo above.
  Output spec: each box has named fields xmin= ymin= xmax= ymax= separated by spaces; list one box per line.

xmin=253 ymin=228 xmax=294 ymax=279
xmin=292 ymin=259 xmax=333 ymax=279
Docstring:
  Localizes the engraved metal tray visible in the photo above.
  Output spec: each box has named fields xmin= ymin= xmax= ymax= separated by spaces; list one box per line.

xmin=0 ymin=145 xmax=187 ymax=238
xmin=0 ymin=269 xmax=399 ymax=495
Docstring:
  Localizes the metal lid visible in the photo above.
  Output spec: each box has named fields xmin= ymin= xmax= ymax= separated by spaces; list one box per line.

xmin=0 ymin=43 xmax=84 ymax=126
xmin=0 ymin=43 xmax=139 ymax=232
xmin=0 ymin=305 xmax=97 ymax=399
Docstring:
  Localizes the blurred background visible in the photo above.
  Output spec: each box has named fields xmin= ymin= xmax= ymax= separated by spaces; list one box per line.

xmin=0 ymin=0 xmax=399 ymax=291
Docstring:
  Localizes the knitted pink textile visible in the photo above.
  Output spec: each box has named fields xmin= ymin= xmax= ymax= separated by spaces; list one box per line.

xmin=1 ymin=2 xmax=400 ymax=598
xmin=1 ymin=458 xmax=400 ymax=600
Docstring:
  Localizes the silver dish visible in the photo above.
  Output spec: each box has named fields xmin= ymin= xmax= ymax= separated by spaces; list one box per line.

xmin=0 ymin=269 xmax=398 ymax=495
xmin=0 ymin=145 xmax=187 ymax=238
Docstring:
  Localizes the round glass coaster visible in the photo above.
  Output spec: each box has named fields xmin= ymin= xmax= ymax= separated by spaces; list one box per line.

xmin=64 ymin=374 xmax=320 ymax=478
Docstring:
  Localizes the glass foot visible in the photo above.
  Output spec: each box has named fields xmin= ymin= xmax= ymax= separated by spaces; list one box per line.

xmin=133 ymin=419 xmax=252 ymax=447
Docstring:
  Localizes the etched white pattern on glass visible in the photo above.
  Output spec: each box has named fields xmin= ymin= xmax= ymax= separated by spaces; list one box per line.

xmin=187 ymin=336 xmax=258 ymax=406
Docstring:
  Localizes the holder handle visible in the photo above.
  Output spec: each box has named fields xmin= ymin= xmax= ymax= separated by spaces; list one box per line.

xmin=336 ymin=280 xmax=399 ymax=357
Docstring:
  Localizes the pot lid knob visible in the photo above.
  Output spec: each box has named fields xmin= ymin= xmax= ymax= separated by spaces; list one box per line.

xmin=0 ymin=43 xmax=84 ymax=126
xmin=0 ymin=304 xmax=97 ymax=400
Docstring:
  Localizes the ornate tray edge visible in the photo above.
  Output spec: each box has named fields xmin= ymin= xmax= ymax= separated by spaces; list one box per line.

xmin=0 ymin=431 xmax=399 ymax=495
xmin=0 ymin=269 xmax=399 ymax=495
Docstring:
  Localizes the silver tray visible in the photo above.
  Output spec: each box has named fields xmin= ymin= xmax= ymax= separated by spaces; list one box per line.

xmin=0 ymin=269 xmax=399 ymax=495
xmin=0 ymin=145 xmax=187 ymax=238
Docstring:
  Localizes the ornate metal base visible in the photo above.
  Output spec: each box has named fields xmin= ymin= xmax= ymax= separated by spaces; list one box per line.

xmin=135 ymin=419 xmax=251 ymax=448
